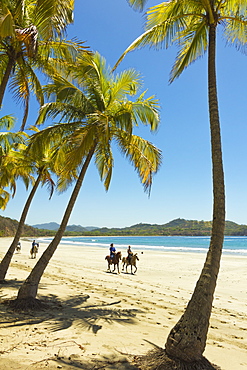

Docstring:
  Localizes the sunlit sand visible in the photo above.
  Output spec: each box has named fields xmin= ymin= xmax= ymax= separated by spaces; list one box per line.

xmin=0 ymin=237 xmax=246 ymax=369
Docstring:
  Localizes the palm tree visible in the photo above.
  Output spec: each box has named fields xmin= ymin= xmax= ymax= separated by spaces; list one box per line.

xmin=11 ymin=52 xmax=162 ymax=309
xmin=0 ymin=114 xmax=27 ymax=209
xmin=0 ymin=0 xmax=88 ymax=130
xmin=0 ymin=130 xmax=58 ymax=282
xmin=115 ymin=0 xmax=247 ymax=367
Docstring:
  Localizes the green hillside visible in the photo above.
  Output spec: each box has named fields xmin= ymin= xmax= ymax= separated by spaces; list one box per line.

xmin=0 ymin=216 xmax=44 ymax=237
xmin=1 ymin=216 xmax=247 ymax=237
xmin=83 ymin=218 xmax=247 ymax=236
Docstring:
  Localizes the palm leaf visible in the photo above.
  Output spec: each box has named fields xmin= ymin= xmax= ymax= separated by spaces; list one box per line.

xmin=170 ymin=17 xmax=208 ymax=82
xmin=128 ymin=0 xmax=148 ymax=11
xmin=116 ymin=131 xmax=162 ymax=194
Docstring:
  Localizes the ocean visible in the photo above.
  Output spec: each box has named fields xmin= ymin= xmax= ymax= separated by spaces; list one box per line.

xmin=38 ymin=235 xmax=247 ymax=256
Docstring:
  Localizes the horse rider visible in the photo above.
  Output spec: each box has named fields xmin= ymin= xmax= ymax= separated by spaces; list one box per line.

xmin=32 ymin=240 xmax=39 ymax=249
xmin=109 ymin=243 xmax=116 ymax=261
xmin=127 ymin=245 xmax=133 ymax=263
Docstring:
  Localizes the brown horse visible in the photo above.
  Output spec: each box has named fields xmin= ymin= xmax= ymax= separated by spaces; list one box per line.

xmin=122 ymin=253 xmax=139 ymax=274
xmin=30 ymin=244 xmax=38 ymax=259
xmin=105 ymin=251 xmax=122 ymax=274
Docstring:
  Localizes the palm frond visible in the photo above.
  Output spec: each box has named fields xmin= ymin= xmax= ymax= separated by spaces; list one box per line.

xmin=110 ymin=68 xmax=141 ymax=102
xmin=0 ymin=6 xmax=15 ymax=38
xmin=33 ymin=0 xmax=74 ymax=40
xmin=40 ymin=168 xmax=55 ymax=199
xmin=0 ymin=114 xmax=16 ymax=129
xmin=95 ymin=142 xmax=113 ymax=191
xmin=113 ymin=1 xmax=189 ymax=71
xmin=127 ymin=0 xmax=148 ymax=12
xmin=0 ymin=188 xmax=10 ymax=210
xmin=222 ymin=2 xmax=247 ymax=53
xmin=132 ymin=92 xmax=160 ymax=130
xmin=170 ymin=18 xmax=208 ymax=82
xmin=116 ymin=131 xmax=162 ymax=194
xmin=0 ymin=131 xmax=26 ymax=152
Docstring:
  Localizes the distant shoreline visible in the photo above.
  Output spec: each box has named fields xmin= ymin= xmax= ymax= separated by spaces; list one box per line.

xmin=34 ymin=235 xmax=247 ymax=256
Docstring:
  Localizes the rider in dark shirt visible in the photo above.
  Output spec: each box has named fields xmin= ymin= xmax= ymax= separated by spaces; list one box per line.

xmin=127 ymin=245 xmax=133 ymax=263
xmin=110 ymin=243 xmax=116 ymax=259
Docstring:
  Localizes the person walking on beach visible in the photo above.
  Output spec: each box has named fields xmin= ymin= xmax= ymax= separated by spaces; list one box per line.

xmin=109 ymin=243 xmax=116 ymax=260
xmin=127 ymin=245 xmax=133 ymax=263
xmin=16 ymin=242 xmax=21 ymax=252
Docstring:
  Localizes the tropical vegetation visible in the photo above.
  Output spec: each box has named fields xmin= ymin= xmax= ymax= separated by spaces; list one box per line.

xmin=0 ymin=1 xmax=246 ymax=369
xmin=2 ymin=216 xmax=247 ymax=237
xmin=0 ymin=0 xmax=89 ymax=281
xmin=113 ymin=0 xmax=247 ymax=368
xmin=9 ymin=51 xmax=161 ymax=308
xmin=0 ymin=127 xmax=59 ymax=282
xmin=0 ymin=0 xmax=88 ymax=129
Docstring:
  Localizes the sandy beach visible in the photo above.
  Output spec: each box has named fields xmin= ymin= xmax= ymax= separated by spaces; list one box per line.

xmin=0 ymin=237 xmax=246 ymax=370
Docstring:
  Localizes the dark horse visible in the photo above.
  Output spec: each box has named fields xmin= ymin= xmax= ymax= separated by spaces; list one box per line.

xmin=105 ymin=251 xmax=122 ymax=274
xmin=122 ymin=253 xmax=139 ymax=274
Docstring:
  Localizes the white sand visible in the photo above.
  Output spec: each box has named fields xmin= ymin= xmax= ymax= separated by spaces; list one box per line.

xmin=0 ymin=237 xmax=246 ymax=369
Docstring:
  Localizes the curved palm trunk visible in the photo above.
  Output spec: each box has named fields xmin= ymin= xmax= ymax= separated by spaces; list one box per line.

xmin=16 ymin=147 xmax=95 ymax=301
xmin=0 ymin=173 xmax=42 ymax=282
xmin=165 ymin=25 xmax=225 ymax=362
xmin=0 ymin=54 xmax=15 ymax=108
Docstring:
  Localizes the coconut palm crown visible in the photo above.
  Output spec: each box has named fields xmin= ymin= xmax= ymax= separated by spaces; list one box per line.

xmin=120 ymin=0 xmax=247 ymax=81
xmin=0 ymin=0 xmax=89 ymax=130
xmin=34 ymin=52 xmax=161 ymax=194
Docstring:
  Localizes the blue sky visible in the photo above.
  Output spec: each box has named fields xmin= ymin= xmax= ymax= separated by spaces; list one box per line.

xmin=1 ymin=0 xmax=247 ymax=228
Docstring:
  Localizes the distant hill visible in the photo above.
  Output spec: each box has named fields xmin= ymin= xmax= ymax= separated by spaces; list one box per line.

xmin=80 ymin=218 xmax=247 ymax=236
xmin=32 ymin=222 xmax=60 ymax=231
xmin=0 ymin=216 xmax=44 ymax=237
xmin=1 ymin=216 xmax=247 ymax=237
xmin=32 ymin=222 xmax=98 ymax=232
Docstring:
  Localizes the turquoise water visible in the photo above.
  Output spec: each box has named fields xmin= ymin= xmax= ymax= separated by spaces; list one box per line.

xmin=39 ymin=235 xmax=247 ymax=255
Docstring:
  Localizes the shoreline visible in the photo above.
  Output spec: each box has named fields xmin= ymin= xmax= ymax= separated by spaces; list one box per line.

xmin=35 ymin=235 xmax=247 ymax=256
xmin=0 ymin=237 xmax=246 ymax=369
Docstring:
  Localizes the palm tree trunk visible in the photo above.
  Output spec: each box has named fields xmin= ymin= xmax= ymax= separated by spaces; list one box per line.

xmin=0 ymin=54 xmax=15 ymax=108
xmin=0 ymin=173 xmax=42 ymax=282
xmin=165 ymin=24 xmax=225 ymax=362
xmin=16 ymin=147 xmax=95 ymax=302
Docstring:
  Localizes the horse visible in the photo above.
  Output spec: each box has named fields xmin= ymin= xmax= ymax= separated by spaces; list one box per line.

xmin=122 ymin=253 xmax=139 ymax=274
xmin=105 ymin=251 xmax=122 ymax=274
xmin=30 ymin=244 xmax=38 ymax=259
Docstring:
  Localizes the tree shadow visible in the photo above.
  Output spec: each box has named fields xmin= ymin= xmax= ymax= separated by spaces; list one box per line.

xmin=38 ymin=352 xmax=139 ymax=369
xmin=0 ymin=278 xmax=24 ymax=287
xmin=0 ymin=291 xmax=143 ymax=335
xmin=24 ymin=352 xmax=140 ymax=369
